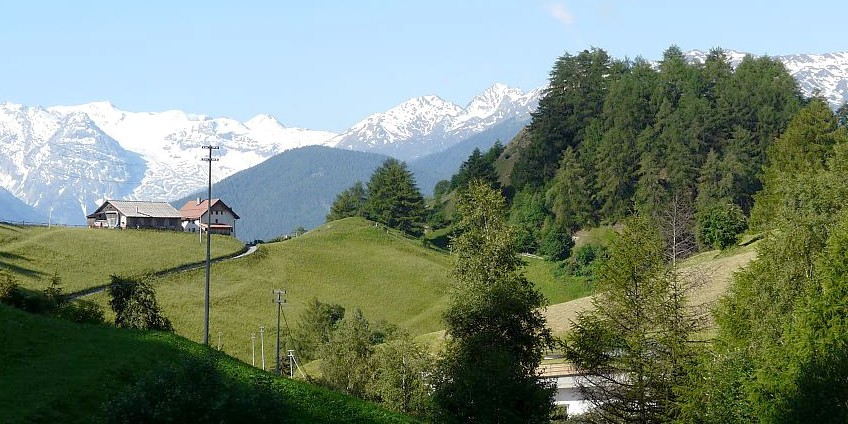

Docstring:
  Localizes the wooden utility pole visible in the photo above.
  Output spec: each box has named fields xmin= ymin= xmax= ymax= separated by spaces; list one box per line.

xmin=274 ymin=289 xmax=286 ymax=376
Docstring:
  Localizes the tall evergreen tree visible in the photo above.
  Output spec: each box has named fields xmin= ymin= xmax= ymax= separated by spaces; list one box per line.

xmin=364 ymin=159 xmax=426 ymax=236
xmin=434 ymin=181 xmax=555 ymax=423
xmin=326 ymin=181 xmax=367 ymax=222
xmin=566 ymin=217 xmax=700 ymax=423
xmin=512 ymin=48 xmax=619 ymax=189
xmin=451 ymin=147 xmax=499 ymax=190
xmin=546 ymin=147 xmax=594 ymax=231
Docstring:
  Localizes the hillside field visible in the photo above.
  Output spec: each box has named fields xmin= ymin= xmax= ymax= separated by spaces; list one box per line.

xmin=87 ymin=217 xmax=585 ymax=365
xmin=0 ymin=304 xmax=415 ymax=423
xmin=0 ymin=223 xmax=244 ymax=293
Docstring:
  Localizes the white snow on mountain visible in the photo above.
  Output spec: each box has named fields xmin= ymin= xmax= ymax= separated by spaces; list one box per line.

xmin=330 ymin=83 xmax=541 ymax=160
xmin=1 ymin=49 xmax=846 ymax=225
xmin=685 ymin=49 xmax=848 ymax=109
xmin=0 ymin=101 xmax=335 ymax=224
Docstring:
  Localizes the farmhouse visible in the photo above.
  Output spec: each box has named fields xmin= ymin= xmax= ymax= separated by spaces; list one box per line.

xmin=179 ymin=198 xmax=240 ymax=237
xmin=86 ymin=200 xmax=182 ymax=230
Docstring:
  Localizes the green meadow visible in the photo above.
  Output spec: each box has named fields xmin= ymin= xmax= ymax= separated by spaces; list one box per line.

xmin=88 ymin=217 xmax=584 ymax=365
xmin=0 ymin=223 xmax=244 ymax=293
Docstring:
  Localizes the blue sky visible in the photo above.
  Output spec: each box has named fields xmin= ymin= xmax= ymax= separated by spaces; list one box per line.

xmin=1 ymin=1 xmax=843 ymax=132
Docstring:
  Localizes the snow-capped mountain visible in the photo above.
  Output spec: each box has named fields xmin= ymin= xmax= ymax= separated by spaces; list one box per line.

xmin=685 ymin=49 xmax=848 ymax=109
xmin=1 ymin=49 xmax=846 ymax=226
xmin=0 ymin=101 xmax=335 ymax=224
xmin=330 ymin=83 xmax=541 ymax=160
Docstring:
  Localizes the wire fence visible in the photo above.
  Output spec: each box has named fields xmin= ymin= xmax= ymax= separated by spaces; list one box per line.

xmin=0 ymin=218 xmax=87 ymax=228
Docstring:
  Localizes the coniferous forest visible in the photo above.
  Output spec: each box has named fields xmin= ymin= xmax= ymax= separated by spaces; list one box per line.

xmin=316 ymin=44 xmax=848 ymax=422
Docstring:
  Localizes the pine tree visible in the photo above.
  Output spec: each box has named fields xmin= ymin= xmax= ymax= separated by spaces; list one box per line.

xmin=364 ymin=159 xmax=426 ymax=236
xmin=434 ymin=181 xmax=555 ymax=423
xmin=546 ymin=146 xmax=594 ymax=231
xmin=326 ymin=181 xmax=367 ymax=222
xmin=565 ymin=217 xmax=700 ymax=423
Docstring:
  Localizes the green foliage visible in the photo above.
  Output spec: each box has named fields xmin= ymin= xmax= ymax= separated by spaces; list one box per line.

xmin=546 ymin=147 xmax=594 ymax=231
xmin=451 ymin=147 xmax=500 ymax=190
xmin=433 ymin=179 xmax=451 ymax=199
xmin=102 ymin=355 xmax=286 ymax=424
xmin=565 ymin=217 xmax=699 ymax=423
xmin=696 ymin=202 xmax=747 ymax=249
xmin=750 ymin=98 xmax=847 ymax=230
xmin=561 ymin=243 xmax=609 ymax=279
xmin=291 ymin=298 xmax=345 ymax=362
xmin=507 ymin=46 xmax=803 ymax=249
xmin=435 ymin=181 xmax=556 ymax=423
xmin=509 ymin=187 xmax=548 ymax=252
xmin=513 ymin=48 xmax=619 ymax=189
xmin=108 ymin=275 xmax=173 ymax=331
xmin=369 ymin=335 xmax=434 ymax=416
xmin=538 ymin=224 xmax=574 ymax=261
xmin=326 ymin=181 xmax=367 ymax=222
xmin=319 ymin=309 xmax=375 ymax=399
xmin=679 ymin=98 xmax=848 ymax=423
xmin=365 ymin=158 xmax=427 ymax=237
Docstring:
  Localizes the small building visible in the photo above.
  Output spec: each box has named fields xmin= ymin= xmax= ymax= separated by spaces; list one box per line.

xmin=86 ymin=200 xmax=182 ymax=230
xmin=179 ymin=198 xmax=240 ymax=237
xmin=539 ymin=362 xmax=591 ymax=417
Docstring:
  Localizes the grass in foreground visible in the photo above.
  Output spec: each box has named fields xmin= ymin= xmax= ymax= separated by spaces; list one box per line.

xmin=0 ymin=304 xmax=415 ymax=424
xmin=0 ymin=223 xmax=244 ymax=293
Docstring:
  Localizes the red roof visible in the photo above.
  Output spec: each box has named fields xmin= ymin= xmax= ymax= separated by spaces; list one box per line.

xmin=179 ymin=198 xmax=240 ymax=220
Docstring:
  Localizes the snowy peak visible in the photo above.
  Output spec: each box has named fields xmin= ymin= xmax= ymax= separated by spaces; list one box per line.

xmin=684 ymin=49 xmax=848 ymax=109
xmin=778 ymin=51 xmax=848 ymax=109
xmin=331 ymin=84 xmax=541 ymax=160
xmin=0 ymin=102 xmax=337 ymax=225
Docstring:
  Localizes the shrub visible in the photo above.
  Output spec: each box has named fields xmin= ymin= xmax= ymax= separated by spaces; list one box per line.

xmin=539 ymin=226 xmax=575 ymax=261
xmin=101 ymin=356 xmax=285 ymax=423
xmin=57 ymin=300 xmax=105 ymax=324
xmin=697 ymin=203 xmax=747 ymax=250
xmin=107 ymin=275 xmax=173 ymax=331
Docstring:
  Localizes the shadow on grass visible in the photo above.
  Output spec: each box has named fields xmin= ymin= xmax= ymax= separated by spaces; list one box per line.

xmin=0 ymin=305 xmax=413 ymax=424
xmin=0 ymin=251 xmax=47 ymax=279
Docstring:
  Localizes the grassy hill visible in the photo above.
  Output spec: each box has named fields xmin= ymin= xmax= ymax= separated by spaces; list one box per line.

xmin=86 ymin=217 xmax=583 ymax=365
xmin=0 ymin=223 xmax=244 ymax=293
xmin=0 ymin=304 xmax=415 ymax=423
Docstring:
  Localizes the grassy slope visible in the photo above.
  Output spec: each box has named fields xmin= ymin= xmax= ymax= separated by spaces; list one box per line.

xmin=122 ymin=217 xmax=583 ymax=365
xmin=0 ymin=223 xmax=244 ymax=293
xmin=543 ymin=242 xmax=760 ymax=337
xmin=0 ymin=305 xmax=413 ymax=424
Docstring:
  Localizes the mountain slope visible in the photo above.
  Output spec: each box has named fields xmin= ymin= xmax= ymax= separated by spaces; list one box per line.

xmin=0 ymin=101 xmax=336 ymax=224
xmin=331 ymin=83 xmax=540 ymax=160
xmin=0 ymin=187 xmax=45 ymax=223
xmin=175 ymin=146 xmax=392 ymax=241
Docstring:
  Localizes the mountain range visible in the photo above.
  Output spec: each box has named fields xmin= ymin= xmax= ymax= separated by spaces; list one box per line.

xmin=1 ymin=49 xmax=846 ymax=230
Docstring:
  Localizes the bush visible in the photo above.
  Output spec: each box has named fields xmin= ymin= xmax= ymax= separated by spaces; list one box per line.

xmin=102 ymin=356 xmax=285 ymax=423
xmin=539 ymin=226 xmax=575 ymax=261
xmin=108 ymin=275 xmax=173 ymax=331
xmin=697 ymin=203 xmax=747 ymax=250
xmin=57 ymin=300 xmax=105 ymax=324
xmin=556 ymin=243 xmax=609 ymax=280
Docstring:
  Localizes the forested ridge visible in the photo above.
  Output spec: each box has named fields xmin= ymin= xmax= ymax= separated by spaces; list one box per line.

xmin=502 ymin=45 xmax=803 ymax=252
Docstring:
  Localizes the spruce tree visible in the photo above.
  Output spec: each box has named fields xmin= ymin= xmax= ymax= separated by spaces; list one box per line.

xmin=364 ymin=159 xmax=426 ymax=236
xmin=326 ymin=181 xmax=367 ymax=222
